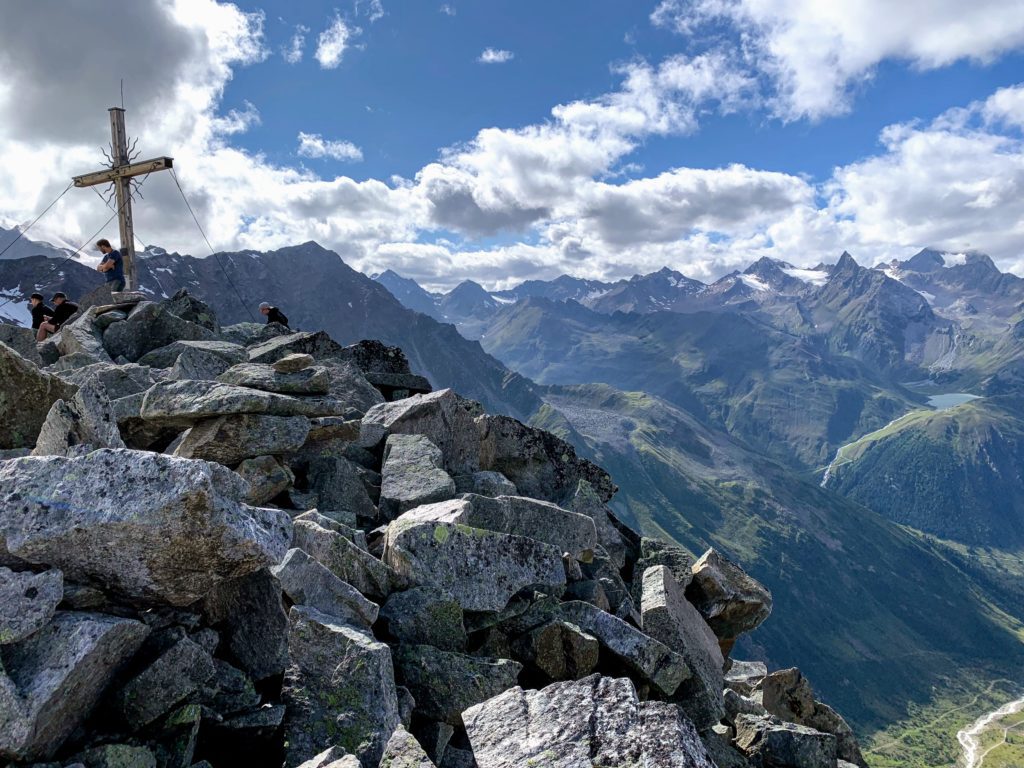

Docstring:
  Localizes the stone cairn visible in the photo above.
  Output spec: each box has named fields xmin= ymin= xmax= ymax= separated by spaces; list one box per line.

xmin=0 ymin=290 xmax=865 ymax=768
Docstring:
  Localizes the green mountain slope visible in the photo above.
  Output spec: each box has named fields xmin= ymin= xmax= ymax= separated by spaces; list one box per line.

xmin=828 ymin=396 xmax=1024 ymax=547
xmin=533 ymin=383 xmax=1024 ymax=733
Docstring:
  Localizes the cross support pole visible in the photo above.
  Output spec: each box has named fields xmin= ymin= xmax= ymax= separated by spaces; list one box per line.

xmin=70 ymin=107 xmax=174 ymax=291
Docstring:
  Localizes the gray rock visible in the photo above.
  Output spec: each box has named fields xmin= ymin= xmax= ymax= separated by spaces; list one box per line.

xmin=701 ymin=728 xmax=751 ymax=768
xmin=56 ymin=361 xmax=157 ymax=400
xmin=200 ymin=569 xmax=288 ymax=681
xmin=411 ymin=721 xmax=454 ymax=765
xmin=0 ymin=567 xmax=62 ymax=644
xmin=115 ymin=636 xmax=216 ymax=729
xmin=0 ymin=450 xmax=292 ymax=606
xmin=761 ymin=667 xmax=866 ymax=767
xmin=725 ymin=688 xmax=768 ymax=720
xmin=307 ymin=416 xmax=361 ymax=443
xmin=453 ymin=471 xmax=517 ymax=498
xmin=199 ymin=658 xmax=261 ymax=715
xmin=162 ymin=289 xmax=219 ymax=332
xmin=274 ymin=353 xmax=315 ymax=372
xmin=565 ymin=579 xmax=611 ymax=612
xmin=733 ymin=714 xmax=837 ymax=768
xmin=305 ymin=455 xmax=379 ymax=521
xmin=686 ymin=549 xmax=772 ymax=657
xmin=726 ymin=660 xmax=768 ymax=696
xmin=558 ymin=601 xmax=690 ymax=696
xmin=363 ymin=389 xmax=481 ymax=476
xmin=272 ymin=548 xmax=379 ymax=628
xmin=218 ymin=362 xmax=330 ymax=395
xmin=380 ymin=435 xmax=456 ymax=519
xmin=219 ymin=321 xmax=290 ymax=347
xmin=476 ymin=415 xmax=616 ymax=505
xmin=103 ymin=302 xmax=216 ymax=362
xmin=296 ymin=747 xmax=362 ymax=768
xmin=248 ymin=330 xmax=346 ymax=364
xmin=640 ymin=565 xmax=725 ymax=729
xmin=140 ymin=379 xmax=349 ymax=425
xmin=293 ymin=518 xmax=400 ymax=602
xmin=77 ymin=743 xmax=157 ymax=768
xmin=379 ymin=725 xmax=437 ymax=768
xmin=138 ymin=340 xmax=247 ymax=370
xmin=56 ymin=307 xmax=110 ymax=362
xmin=283 ymin=606 xmax=400 ymax=768
xmin=509 ymin=620 xmax=599 ymax=681
xmin=438 ymin=747 xmax=475 ymax=768
xmin=463 ymin=675 xmax=715 ymax=768
xmin=294 ymin=510 xmax=368 ymax=550
xmin=31 ymin=380 xmax=125 ymax=456
xmin=383 ymin=505 xmax=566 ymax=612
xmin=394 ymin=645 xmax=522 ymax=726
xmin=635 ymin=538 xmax=693 ymax=592
xmin=379 ymin=586 xmax=466 ymax=651
xmin=0 ymin=341 xmax=78 ymax=450
xmin=460 ymin=495 xmax=598 ymax=562
xmin=321 ymin=361 xmax=386 ymax=417
xmin=167 ymin=347 xmax=234 ymax=381
xmin=173 ymin=414 xmax=310 ymax=465
xmin=567 ymin=480 xmax=631 ymax=570
xmin=235 ymin=455 xmax=294 ymax=505
xmin=0 ymin=325 xmax=42 ymax=364
xmin=0 ymin=612 xmax=149 ymax=761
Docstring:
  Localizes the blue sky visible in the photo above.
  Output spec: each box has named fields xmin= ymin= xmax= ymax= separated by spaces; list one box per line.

xmin=0 ymin=0 xmax=1023 ymax=289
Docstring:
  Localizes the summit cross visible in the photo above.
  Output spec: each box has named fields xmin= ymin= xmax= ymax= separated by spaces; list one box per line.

xmin=71 ymin=107 xmax=173 ymax=291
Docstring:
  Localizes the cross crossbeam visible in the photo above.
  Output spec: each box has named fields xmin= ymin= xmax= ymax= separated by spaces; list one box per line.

xmin=72 ymin=156 xmax=173 ymax=188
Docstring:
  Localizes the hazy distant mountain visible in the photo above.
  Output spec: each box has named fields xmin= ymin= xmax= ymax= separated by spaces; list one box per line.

xmin=373 ymin=268 xmax=442 ymax=319
xmin=0 ymin=225 xmax=72 ymax=261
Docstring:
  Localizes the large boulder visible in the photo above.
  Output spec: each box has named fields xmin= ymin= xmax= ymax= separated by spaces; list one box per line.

xmin=56 ymin=361 xmax=157 ymax=400
xmin=640 ymin=565 xmax=725 ymax=729
xmin=247 ymin=331 xmax=346 ymax=364
xmin=394 ymin=645 xmax=522 ymax=726
xmin=321 ymin=361 xmax=386 ymax=416
xmin=173 ymin=414 xmax=310 ymax=466
xmin=304 ymin=455 xmax=379 ymax=521
xmin=733 ymin=714 xmax=837 ymax=768
xmin=103 ymin=301 xmax=217 ymax=361
xmin=463 ymin=675 xmax=716 ymax=768
xmin=162 ymin=289 xmax=220 ymax=332
xmin=459 ymin=494 xmax=598 ymax=562
xmin=293 ymin=518 xmax=400 ymax=602
xmin=686 ymin=549 xmax=772 ymax=657
xmin=0 ymin=450 xmax=292 ymax=606
xmin=272 ymin=548 xmax=379 ymax=628
xmin=363 ymin=390 xmax=481 ymax=476
xmin=0 ymin=612 xmax=149 ymax=762
xmin=383 ymin=504 xmax=566 ymax=612
xmin=140 ymin=379 xmax=350 ymax=425
xmin=567 ymin=480 xmax=631 ymax=569
xmin=31 ymin=379 xmax=125 ymax=456
xmin=380 ymin=434 xmax=456 ymax=518
xmin=761 ymin=667 xmax=866 ymax=767
xmin=167 ymin=346 xmax=235 ymax=381
xmin=0 ymin=567 xmax=62 ymax=645
xmin=509 ymin=620 xmax=599 ymax=681
xmin=283 ymin=606 xmax=400 ymax=768
xmin=0 ymin=342 xmax=78 ymax=449
xmin=218 ymin=362 xmax=330 ymax=395
xmin=476 ymin=415 xmax=616 ymax=505
xmin=137 ymin=340 xmax=247 ymax=370
xmin=379 ymin=586 xmax=466 ymax=652
xmin=379 ymin=725 xmax=437 ymax=768
xmin=0 ymin=325 xmax=41 ymax=364
xmin=559 ymin=601 xmax=690 ymax=697
xmin=115 ymin=636 xmax=217 ymax=730
xmin=235 ymin=454 xmax=295 ymax=505
xmin=55 ymin=306 xmax=110 ymax=362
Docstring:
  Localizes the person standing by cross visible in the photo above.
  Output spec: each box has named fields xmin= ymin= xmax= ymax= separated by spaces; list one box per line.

xmin=95 ymin=238 xmax=126 ymax=291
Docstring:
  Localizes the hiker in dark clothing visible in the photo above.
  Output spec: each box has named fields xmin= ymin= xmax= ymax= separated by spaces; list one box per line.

xmin=29 ymin=293 xmax=53 ymax=334
xmin=259 ymin=301 xmax=289 ymax=327
xmin=95 ymin=238 xmax=125 ymax=291
xmin=36 ymin=292 xmax=79 ymax=341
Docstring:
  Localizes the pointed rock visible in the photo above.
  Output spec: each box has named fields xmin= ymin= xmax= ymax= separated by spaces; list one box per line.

xmin=272 ymin=548 xmax=380 ymax=628
xmin=293 ymin=518 xmax=401 ymax=602
xmin=686 ymin=548 xmax=772 ymax=656
xmin=379 ymin=725 xmax=437 ymax=768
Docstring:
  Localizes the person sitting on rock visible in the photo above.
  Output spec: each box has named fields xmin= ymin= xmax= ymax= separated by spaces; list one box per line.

xmin=29 ymin=293 xmax=54 ymax=338
xmin=36 ymin=292 xmax=79 ymax=341
xmin=259 ymin=301 xmax=289 ymax=328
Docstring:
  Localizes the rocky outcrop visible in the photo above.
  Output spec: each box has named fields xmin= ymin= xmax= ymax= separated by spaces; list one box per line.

xmin=0 ymin=341 xmax=78 ymax=449
xmin=687 ymin=548 xmax=773 ymax=657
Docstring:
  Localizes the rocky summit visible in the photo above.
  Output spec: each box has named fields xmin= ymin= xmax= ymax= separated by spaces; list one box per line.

xmin=0 ymin=290 xmax=862 ymax=768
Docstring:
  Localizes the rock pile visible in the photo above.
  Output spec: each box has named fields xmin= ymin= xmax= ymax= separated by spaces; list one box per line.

xmin=0 ymin=290 xmax=864 ymax=768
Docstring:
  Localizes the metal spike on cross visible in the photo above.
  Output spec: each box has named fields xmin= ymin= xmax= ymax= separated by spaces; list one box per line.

xmin=72 ymin=108 xmax=173 ymax=290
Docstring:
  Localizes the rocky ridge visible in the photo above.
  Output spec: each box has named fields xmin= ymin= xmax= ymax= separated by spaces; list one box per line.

xmin=0 ymin=290 xmax=863 ymax=768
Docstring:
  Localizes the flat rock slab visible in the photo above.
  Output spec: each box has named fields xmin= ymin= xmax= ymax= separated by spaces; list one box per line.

xmin=140 ymin=379 xmax=350 ymax=425
xmin=272 ymin=548 xmax=379 ymax=628
xmin=173 ymin=414 xmax=310 ymax=466
xmin=0 ymin=341 xmax=78 ymax=450
xmin=137 ymin=340 xmax=247 ymax=369
xmin=0 ymin=611 xmax=149 ymax=762
xmin=293 ymin=519 xmax=400 ymax=603
xmin=218 ymin=362 xmax=330 ymax=395
xmin=463 ymin=674 xmax=716 ymax=768
xmin=394 ymin=644 xmax=522 ymax=726
xmin=0 ymin=450 xmax=292 ymax=606
xmin=248 ymin=331 xmax=346 ymax=364
xmin=380 ymin=434 xmax=456 ymax=519
xmin=274 ymin=353 xmax=315 ymax=372
xmin=115 ymin=636 xmax=216 ymax=730
xmin=0 ymin=567 xmax=63 ymax=645
xmin=383 ymin=506 xmax=566 ymax=613
xmin=460 ymin=494 xmax=598 ymax=561
xmin=31 ymin=380 xmax=125 ymax=457
xmin=283 ymin=606 xmax=399 ymax=768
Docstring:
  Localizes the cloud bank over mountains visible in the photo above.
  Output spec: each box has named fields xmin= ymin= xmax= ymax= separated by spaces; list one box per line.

xmin=0 ymin=0 xmax=1023 ymax=290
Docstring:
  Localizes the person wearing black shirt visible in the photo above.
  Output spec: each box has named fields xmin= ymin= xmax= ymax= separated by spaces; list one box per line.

xmin=259 ymin=301 xmax=289 ymax=328
xmin=36 ymin=292 xmax=79 ymax=341
xmin=29 ymin=293 xmax=54 ymax=334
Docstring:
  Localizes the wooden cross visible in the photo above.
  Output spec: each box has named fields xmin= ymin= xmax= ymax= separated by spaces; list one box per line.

xmin=72 ymin=108 xmax=173 ymax=291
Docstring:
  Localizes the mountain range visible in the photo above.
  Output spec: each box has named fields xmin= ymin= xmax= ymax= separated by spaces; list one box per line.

xmin=4 ymin=237 xmax=1024 ymax=755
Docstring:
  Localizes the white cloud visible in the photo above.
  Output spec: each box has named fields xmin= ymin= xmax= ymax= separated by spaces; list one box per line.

xmin=315 ymin=15 xmax=355 ymax=69
xmin=478 ymin=48 xmax=514 ymax=64
xmin=357 ymin=0 xmax=384 ymax=23
xmin=296 ymin=132 xmax=364 ymax=162
xmin=282 ymin=24 xmax=308 ymax=64
xmin=651 ymin=0 xmax=1024 ymax=120
xmin=439 ymin=4 xmax=456 ymax=16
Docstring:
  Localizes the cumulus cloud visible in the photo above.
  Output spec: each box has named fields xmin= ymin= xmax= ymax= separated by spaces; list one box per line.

xmin=296 ymin=132 xmax=364 ymax=162
xmin=478 ymin=48 xmax=514 ymax=64
xmin=357 ymin=0 xmax=385 ymax=22
xmin=315 ymin=15 xmax=355 ymax=69
xmin=282 ymin=24 xmax=308 ymax=64
xmin=651 ymin=0 xmax=1024 ymax=120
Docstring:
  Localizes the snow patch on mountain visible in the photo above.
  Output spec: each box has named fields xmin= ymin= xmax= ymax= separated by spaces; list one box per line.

xmin=782 ymin=267 xmax=829 ymax=286
xmin=737 ymin=273 xmax=773 ymax=292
